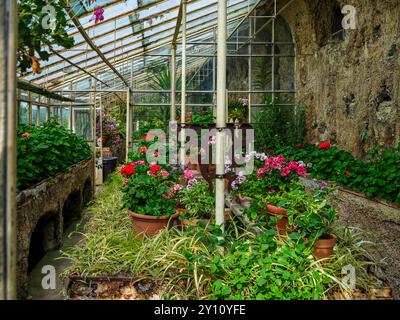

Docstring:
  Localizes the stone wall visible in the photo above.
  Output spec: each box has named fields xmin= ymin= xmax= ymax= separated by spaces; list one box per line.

xmin=16 ymin=158 xmax=94 ymax=298
xmin=279 ymin=0 xmax=400 ymax=157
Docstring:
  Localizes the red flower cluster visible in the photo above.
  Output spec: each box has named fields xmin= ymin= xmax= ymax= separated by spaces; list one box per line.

xmin=296 ymin=143 xmax=302 ymax=148
xmin=319 ymin=141 xmax=331 ymax=149
xmin=149 ymin=164 xmax=162 ymax=175
xmin=22 ymin=132 xmax=30 ymax=138
xmin=120 ymin=164 xmax=135 ymax=176
xmin=139 ymin=146 xmax=147 ymax=154
xmin=120 ymin=161 xmax=145 ymax=177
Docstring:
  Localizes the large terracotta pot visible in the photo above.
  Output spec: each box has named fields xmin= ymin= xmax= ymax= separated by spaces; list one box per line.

xmin=238 ymin=194 xmax=253 ymax=208
xmin=313 ymin=234 xmax=337 ymax=259
xmin=128 ymin=210 xmax=179 ymax=237
xmin=266 ymin=204 xmax=288 ymax=234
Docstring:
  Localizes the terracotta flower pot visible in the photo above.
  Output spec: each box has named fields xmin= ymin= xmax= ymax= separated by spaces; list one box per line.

xmin=238 ymin=194 xmax=253 ymax=208
xmin=266 ymin=204 xmax=288 ymax=234
xmin=313 ymin=234 xmax=337 ymax=259
xmin=128 ymin=210 xmax=179 ymax=237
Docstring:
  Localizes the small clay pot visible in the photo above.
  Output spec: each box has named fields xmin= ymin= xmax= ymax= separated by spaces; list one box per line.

xmin=313 ymin=234 xmax=337 ymax=259
xmin=238 ymin=194 xmax=253 ymax=208
xmin=128 ymin=210 xmax=179 ymax=237
xmin=266 ymin=204 xmax=288 ymax=234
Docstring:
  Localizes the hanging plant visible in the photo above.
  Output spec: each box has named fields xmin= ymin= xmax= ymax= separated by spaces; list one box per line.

xmin=17 ymin=0 xmax=75 ymax=74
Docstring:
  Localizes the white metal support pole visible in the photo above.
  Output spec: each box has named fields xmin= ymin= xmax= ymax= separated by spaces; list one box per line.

xmin=180 ymin=0 xmax=187 ymax=165
xmin=126 ymin=88 xmax=131 ymax=163
xmin=170 ymin=44 xmax=177 ymax=122
xmin=0 ymin=0 xmax=17 ymax=299
xmin=215 ymin=0 xmax=227 ymax=231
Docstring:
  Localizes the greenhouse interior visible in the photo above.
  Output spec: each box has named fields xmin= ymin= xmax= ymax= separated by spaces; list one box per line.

xmin=0 ymin=0 xmax=399 ymax=301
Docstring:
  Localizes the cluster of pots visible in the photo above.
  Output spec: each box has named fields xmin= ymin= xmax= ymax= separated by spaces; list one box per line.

xmin=236 ymin=194 xmax=336 ymax=260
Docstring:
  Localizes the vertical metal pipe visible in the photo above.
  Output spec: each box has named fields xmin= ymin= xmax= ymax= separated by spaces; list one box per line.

xmin=215 ymin=0 xmax=227 ymax=231
xmin=0 ymin=0 xmax=17 ymax=300
xmin=170 ymin=45 xmax=177 ymax=122
xmin=179 ymin=0 xmax=187 ymax=165
xmin=126 ymin=88 xmax=131 ymax=163
xmin=248 ymin=15 xmax=253 ymax=123
xmin=46 ymin=97 xmax=51 ymax=121
xmin=28 ymin=91 xmax=32 ymax=125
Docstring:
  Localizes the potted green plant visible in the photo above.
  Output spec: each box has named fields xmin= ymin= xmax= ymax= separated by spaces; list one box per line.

xmin=228 ymin=98 xmax=248 ymax=123
xmin=121 ymin=162 xmax=180 ymax=236
xmin=180 ymin=180 xmax=215 ymax=227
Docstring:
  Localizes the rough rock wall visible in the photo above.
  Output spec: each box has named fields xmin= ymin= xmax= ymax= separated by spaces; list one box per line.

xmin=16 ymin=158 xmax=94 ymax=298
xmin=280 ymin=0 xmax=400 ymax=157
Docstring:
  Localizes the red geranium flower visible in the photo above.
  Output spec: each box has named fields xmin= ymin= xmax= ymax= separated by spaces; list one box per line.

xmin=319 ymin=141 xmax=331 ymax=149
xmin=139 ymin=146 xmax=147 ymax=154
xmin=153 ymin=151 xmax=159 ymax=157
xmin=345 ymin=170 xmax=350 ymax=176
xmin=296 ymin=143 xmax=302 ymax=148
xmin=22 ymin=132 xmax=30 ymax=138
xmin=143 ymin=135 xmax=150 ymax=141
xmin=149 ymin=164 xmax=161 ymax=175
xmin=120 ymin=164 xmax=135 ymax=176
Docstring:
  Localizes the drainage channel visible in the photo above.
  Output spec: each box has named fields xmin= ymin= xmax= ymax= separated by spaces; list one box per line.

xmin=26 ymin=212 xmax=90 ymax=300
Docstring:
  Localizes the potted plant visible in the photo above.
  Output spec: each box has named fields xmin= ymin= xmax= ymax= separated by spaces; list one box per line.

xmin=228 ymin=98 xmax=248 ymax=123
xmin=179 ymin=180 xmax=215 ymax=227
xmin=283 ymin=187 xmax=338 ymax=258
xmin=121 ymin=162 xmax=180 ymax=237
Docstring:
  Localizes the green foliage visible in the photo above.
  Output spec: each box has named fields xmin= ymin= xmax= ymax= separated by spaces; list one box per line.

xmin=17 ymin=119 xmax=92 ymax=191
xmin=121 ymin=163 xmax=177 ymax=217
xmin=228 ymin=99 xmax=248 ymax=123
xmin=276 ymin=143 xmax=400 ymax=204
xmin=181 ymin=180 xmax=215 ymax=219
xmin=18 ymin=0 xmax=75 ymax=73
xmin=254 ymin=97 xmax=306 ymax=153
xmin=63 ymin=174 xmax=374 ymax=300
xmin=187 ymin=107 xmax=215 ymax=125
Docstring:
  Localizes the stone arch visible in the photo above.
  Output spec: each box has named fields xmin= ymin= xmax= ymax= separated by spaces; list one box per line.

xmin=82 ymin=177 xmax=93 ymax=207
xmin=27 ymin=211 xmax=61 ymax=273
xmin=62 ymin=190 xmax=82 ymax=231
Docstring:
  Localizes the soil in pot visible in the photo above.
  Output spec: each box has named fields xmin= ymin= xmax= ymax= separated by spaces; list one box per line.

xmin=266 ymin=204 xmax=288 ymax=235
xmin=128 ymin=210 xmax=179 ymax=237
xmin=313 ymin=234 xmax=337 ymax=260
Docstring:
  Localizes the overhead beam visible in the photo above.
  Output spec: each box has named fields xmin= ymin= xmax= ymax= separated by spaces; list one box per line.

xmin=66 ymin=5 xmax=131 ymax=88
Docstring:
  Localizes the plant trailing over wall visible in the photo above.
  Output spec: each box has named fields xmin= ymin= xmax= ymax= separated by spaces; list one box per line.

xmin=276 ymin=143 xmax=400 ymax=204
xmin=17 ymin=119 xmax=92 ymax=191
xmin=18 ymin=0 xmax=75 ymax=73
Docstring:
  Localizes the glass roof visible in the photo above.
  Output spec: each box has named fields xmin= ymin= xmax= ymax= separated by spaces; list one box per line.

xmin=22 ymin=0 xmax=265 ymax=90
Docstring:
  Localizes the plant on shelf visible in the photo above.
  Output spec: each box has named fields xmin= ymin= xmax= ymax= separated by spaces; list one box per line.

xmin=228 ymin=98 xmax=248 ymax=123
xmin=96 ymin=111 xmax=124 ymax=148
xmin=182 ymin=107 xmax=215 ymax=125
xmin=180 ymin=180 xmax=215 ymax=225
xmin=121 ymin=162 xmax=181 ymax=236
xmin=18 ymin=0 xmax=75 ymax=74
xmin=17 ymin=119 xmax=92 ymax=191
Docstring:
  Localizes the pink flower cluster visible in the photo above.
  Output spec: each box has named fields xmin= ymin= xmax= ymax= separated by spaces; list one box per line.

xmin=163 ymin=184 xmax=182 ymax=199
xmin=183 ymin=169 xmax=197 ymax=189
xmin=260 ymin=156 xmax=307 ymax=178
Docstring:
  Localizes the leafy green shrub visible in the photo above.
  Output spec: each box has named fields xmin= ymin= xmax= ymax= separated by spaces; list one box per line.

xmin=254 ymin=98 xmax=306 ymax=153
xmin=17 ymin=120 xmax=92 ymax=191
xmin=276 ymin=143 xmax=400 ymax=204
xmin=181 ymin=180 xmax=215 ymax=219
